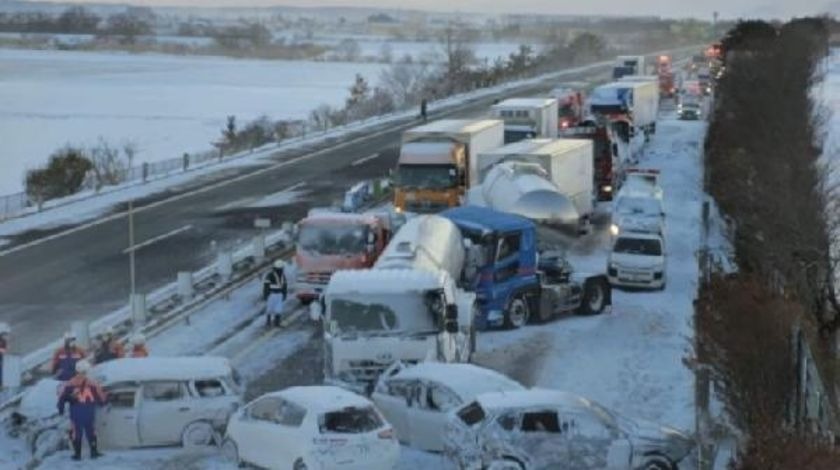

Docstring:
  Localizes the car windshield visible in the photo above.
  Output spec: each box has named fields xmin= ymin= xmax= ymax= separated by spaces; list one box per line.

xmin=320 ymin=406 xmax=383 ymax=434
xmin=615 ymin=197 xmax=661 ymax=215
xmin=329 ymin=292 xmax=439 ymax=335
xmin=298 ymin=223 xmax=368 ymax=256
xmin=613 ymin=237 xmax=663 ymax=256
xmin=397 ymin=164 xmax=457 ymax=189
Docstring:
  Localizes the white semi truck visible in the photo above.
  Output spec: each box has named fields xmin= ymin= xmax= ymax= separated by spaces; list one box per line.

xmin=490 ymin=98 xmax=559 ymax=143
xmin=475 ymin=138 xmax=594 ymax=231
xmin=589 ymin=80 xmax=659 ymax=140
xmin=313 ymin=215 xmax=477 ymax=393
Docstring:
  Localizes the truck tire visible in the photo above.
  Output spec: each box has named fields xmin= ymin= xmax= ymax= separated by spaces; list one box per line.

xmin=504 ymin=296 xmax=530 ymax=329
xmin=578 ymin=278 xmax=608 ymax=316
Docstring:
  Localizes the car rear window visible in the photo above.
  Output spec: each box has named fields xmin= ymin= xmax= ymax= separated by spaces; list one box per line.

xmin=320 ymin=406 xmax=383 ymax=434
xmin=457 ymin=401 xmax=486 ymax=426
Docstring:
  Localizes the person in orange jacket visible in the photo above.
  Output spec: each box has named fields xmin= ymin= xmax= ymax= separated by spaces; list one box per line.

xmin=128 ymin=333 xmax=149 ymax=358
xmin=52 ymin=333 xmax=86 ymax=381
xmin=93 ymin=327 xmax=124 ymax=364
xmin=58 ymin=360 xmax=107 ymax=460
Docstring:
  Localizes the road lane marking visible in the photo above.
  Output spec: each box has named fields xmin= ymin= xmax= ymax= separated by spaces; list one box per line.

xmin=351 ymin=153 xmax=380 ymax=166
xmin=123 ymin=224 xmax=193 ymax=254
xmin=230 ymin=307 xmax=306 ymax=365
xmin=0 ymin=61 xmax=615 ymax=260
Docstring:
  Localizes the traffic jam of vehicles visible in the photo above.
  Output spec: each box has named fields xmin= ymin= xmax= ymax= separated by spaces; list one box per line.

xmin=5 ymin=47 xmax=722 ymax=470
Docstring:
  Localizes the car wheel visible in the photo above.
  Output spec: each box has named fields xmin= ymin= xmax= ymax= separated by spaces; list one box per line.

xmin=642 ymin=455 xmax=675 ymax=470
xmin=504 ymin=296 xmax=530 ymax=329
xmin=293 ymin=457 xmax=308 ymax=470
xmin=486 ymin=458 xmax=525 ymax=470
xmin=578 ymin=277 xmax=608 ymax=315
xmin=181 ymin=421 xmax=217 ymax=449
xmin=221 ymin=438 xmax=245 ymax=468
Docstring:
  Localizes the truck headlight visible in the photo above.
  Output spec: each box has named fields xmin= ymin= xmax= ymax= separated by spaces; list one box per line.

xmin=609 ymin=224 xmax=620 ymax=236
xmin=603 ymin=185 xmax=613 ymax=193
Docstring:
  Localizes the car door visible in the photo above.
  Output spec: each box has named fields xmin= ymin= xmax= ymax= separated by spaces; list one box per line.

xmin=137 ymin=381 xmax=193 ymax=446
xmin=239 ymin=396 xmax=288 ymax=469
xmin=408 ymin=381 xmax=461 ymax=451
xmin=565 ymin=410 xmax=617 ymax=469
xmin=514 ymin=408 xmax=574 ymax=468
xmin=372 ymin=379 xmax=415 ymax=444
xmin=189 ymin=377 xmax=236 ymax=424
xmin=96 ymin=385 xmax=140 ymax=449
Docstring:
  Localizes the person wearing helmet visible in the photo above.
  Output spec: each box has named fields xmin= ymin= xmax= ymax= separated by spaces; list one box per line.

xmin=93 ymin=327 xmax=124 ymax=364
xmin=52 ymin=333 xmax=86 ymax=381
xmin=0 ymin=322 xmax=8 ymax=388
xmin=262 ymin=259 xmax=288 ymax=328
xmin=128 ymin=333 xmax=148 ymax=358
xmin=58 ymin=359 xmax=106 ymax=460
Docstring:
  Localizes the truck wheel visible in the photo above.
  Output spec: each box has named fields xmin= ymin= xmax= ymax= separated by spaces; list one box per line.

xmin=504 ymin=296 xmax=530 ymax=329
xmin=578 ymin=278 xmax=608 ymax=315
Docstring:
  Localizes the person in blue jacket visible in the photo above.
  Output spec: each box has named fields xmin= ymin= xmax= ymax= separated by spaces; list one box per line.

xmin=58 ymin=359 xmax=107 ymax=460
xmin=52 ymin=332 xmax=86 ymax=381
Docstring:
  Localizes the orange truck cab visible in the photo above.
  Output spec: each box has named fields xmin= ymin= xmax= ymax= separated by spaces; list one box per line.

xmin=657 ymin=55 xmax=676 ymax=98
xmin=293 ymin=211 xmax=391 ymax=303
xmin=394 ymin=119 xmax=504 ymax=214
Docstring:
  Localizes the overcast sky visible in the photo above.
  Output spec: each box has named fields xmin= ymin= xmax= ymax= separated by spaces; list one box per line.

xmin=52 ymin=0 xmax=830 ymax=20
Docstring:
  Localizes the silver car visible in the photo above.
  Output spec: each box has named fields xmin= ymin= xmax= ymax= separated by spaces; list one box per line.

xmin=444 ymin=389 xmax=693 ymax=470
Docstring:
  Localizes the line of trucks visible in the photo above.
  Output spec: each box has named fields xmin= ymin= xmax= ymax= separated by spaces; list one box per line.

xmin=293 ymin=53 xmax=671 ymax=392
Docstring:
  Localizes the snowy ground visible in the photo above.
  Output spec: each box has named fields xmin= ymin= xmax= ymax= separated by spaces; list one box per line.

xmin=0 ymin=49 xmax=388 ymax=194
xmin=2 ymin=102 xmax=708 ymax=469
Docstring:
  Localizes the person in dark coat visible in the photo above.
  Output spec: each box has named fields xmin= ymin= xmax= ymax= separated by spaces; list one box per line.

xmin=0 ymin=322 xmax=8 ymax=387
xmin=420 ymin=98 xmax=428 ymax=122
xmin=58 ymin=359 xmax=107 ymax=460
xmin=262 ymin=259 xmax=288 ymax=328
xmin=52 ymin=333 xmax=86 ymax=381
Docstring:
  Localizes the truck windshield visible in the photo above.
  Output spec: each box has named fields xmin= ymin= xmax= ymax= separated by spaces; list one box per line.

xmin=298 ymin=224 xmax=368 ymax=256
xmin=613 ymin=237 xmax=662 ymax=256
xmin=397 ymin=164 xmax=458 ymax=189
xmin=558 ymin=103 xmax=577 ymax=119
xmin=330 ymin=293 xmax=437 ymax=335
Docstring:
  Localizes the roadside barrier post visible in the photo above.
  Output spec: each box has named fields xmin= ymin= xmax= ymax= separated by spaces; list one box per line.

xmin=217 ymin=251 xmax=233 ymax=281
xmin=131 ymin=294 xmax=147 ymax=326
xmin=71 ymin=321 xmax=91 ymax=350
xmin=142 ymin=162 xmax=149 ymax=183
xmin=177 ymin=272 xmax=194 ymax=303
xmin=1 ymin=354 xmax=21 ymax=389
xmin=253 ymin=234 xmax=266 ymax=263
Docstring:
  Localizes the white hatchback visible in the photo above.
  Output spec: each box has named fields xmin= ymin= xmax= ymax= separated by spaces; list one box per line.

xmin=607 ymin=232 xmax=667 ymax=290
xmin=223 ymin=386 xmax=399 ymax=470
xmin=372 ymin=362 xmax=525 ymax=452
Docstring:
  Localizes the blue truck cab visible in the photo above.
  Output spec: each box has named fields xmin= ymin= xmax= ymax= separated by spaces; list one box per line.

xmin=441 ymin=206 xmax=541 ymax=329
xmin=442 ymin=205 xmax=612 ymax=330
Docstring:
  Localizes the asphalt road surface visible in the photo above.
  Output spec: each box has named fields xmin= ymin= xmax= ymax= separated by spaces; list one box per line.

xmin=0 ymin=63 xmax=612 ymax=354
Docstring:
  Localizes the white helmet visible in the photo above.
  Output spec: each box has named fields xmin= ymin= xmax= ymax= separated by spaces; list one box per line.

xmin=63 ymin=332 xmax=76 ymax=342
xmin=75 ymin=359 xmax=92 ymax=374
xmin=131 ymin=333 xmax=146 ymax=345
xmin=0 ymin=322 xmax=9 ymax=335
xmin=273 ymin=259 xmax=286 ymax=269
xmin=101 ymin=326 xmax=115 ymax=338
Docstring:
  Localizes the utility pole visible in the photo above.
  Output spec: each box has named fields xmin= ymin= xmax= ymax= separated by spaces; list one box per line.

xmin=129 ymin=198 xmax=136 ymax=297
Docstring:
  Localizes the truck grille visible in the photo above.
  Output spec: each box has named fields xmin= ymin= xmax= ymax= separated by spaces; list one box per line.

xmin=405 ymin=201 xmax=450 ymax=214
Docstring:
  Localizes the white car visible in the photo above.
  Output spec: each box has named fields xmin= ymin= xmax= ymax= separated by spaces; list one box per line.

xmin=444 ymin=389 xmax=693 ymax=470
xmin=223 ymin=386 xmax=399 ymax=470
xmin=607 ymin=232 xmax=667 ymax=290
xmin=610 ymin=195 xmax=665 ymax=238
xmin=371 ymin=362 xmax=525 ymax=451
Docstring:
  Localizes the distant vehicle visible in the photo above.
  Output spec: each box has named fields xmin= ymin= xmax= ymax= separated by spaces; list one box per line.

xmin=294 ymin=210 xmax=392 ymax=303
xmin=678 ymin=101 xmax=702 ymax=120
xmin=610 ymin=168 xmax=665 ymax=238
xmin=656 ymin=55 xmax=676 ymax=98
xmin=550 ymin=88 xmax=585 ymax=130
xmin=589 ymin=81 xmax=659 ymax=141
xmin=444 ymin=389 xmax=693 ymax=470
xmin=614 ymin=54 xmax=647 ymax=77
xmin=223 ymin=386 xmax=399 ymax=470
xmin=608 ymin=231 xmax=667 ymax=290
xmin=372 ymin=362 xmax=524 ymax=451
xmin=491 ymin=98 xmax=559 ymax=143
xmin=394 ymin=119 xmax=504 ymax=213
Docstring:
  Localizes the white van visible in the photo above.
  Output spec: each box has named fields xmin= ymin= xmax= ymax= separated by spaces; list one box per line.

xmin=91 ymin=357 xmax=243 ymax=449
xmin=607 ymin=231 xmax=667 ymax=290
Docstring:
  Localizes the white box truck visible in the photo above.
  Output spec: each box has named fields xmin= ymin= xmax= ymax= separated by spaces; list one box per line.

xmin=476 ymin=138 xmax=594 ymax=228
xmin=490 ymin=98 xmax=559 ymax=143
xmin=589 ymin=81 xmax=659 ymax=138
xmin=394 ymin=119 xmax=504 ymax=213
xmin=615 ymin=55 xmax=647 ymax=75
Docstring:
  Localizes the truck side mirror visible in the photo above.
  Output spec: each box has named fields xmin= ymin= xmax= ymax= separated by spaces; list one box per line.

xmin=309 ymin=297 xmax=324 ymax=322
xmin=444 ymin=305 xmax=459 ymax=334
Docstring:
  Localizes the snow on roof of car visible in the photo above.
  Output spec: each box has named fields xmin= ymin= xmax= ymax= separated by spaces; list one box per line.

xmin=92 ymin=356 xmax=232 ymax=385
xmin=302 ymin=211 xmax=380 ymax=224
xmin=327 ymin=268 xmax=448 ymax=295
xmin=391 ymin=362 xmax=524 ymax=399
xmin=271 ymin=386 xmax=372 ymax=413
xmin=475 ymin=389 xmax=594 ymax=411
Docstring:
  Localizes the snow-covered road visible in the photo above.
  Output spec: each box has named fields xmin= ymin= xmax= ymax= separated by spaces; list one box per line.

xmin=14 ymin=107 xmax=708 ymax=469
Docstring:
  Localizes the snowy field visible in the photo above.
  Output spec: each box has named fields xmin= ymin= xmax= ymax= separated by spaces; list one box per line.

xmin=0 ymin=49 xmax=387 ymax=194
xmin=0 ymin=104 xmax=708 ymax=469
xmin=317 ymin=37 xmax=527 ymax=62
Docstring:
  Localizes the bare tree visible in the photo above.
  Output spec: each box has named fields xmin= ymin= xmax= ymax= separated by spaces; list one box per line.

xmin=379 ymin=62 xmax=430 ymax=107
xmin=438 ymin=21 xmax=477 ymax=93
xmin=89 ymin=138 xmax=128 ymax=189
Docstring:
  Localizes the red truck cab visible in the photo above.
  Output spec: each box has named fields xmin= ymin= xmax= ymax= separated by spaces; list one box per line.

xmin=293 ymin=211 xmax=391 ymax=303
